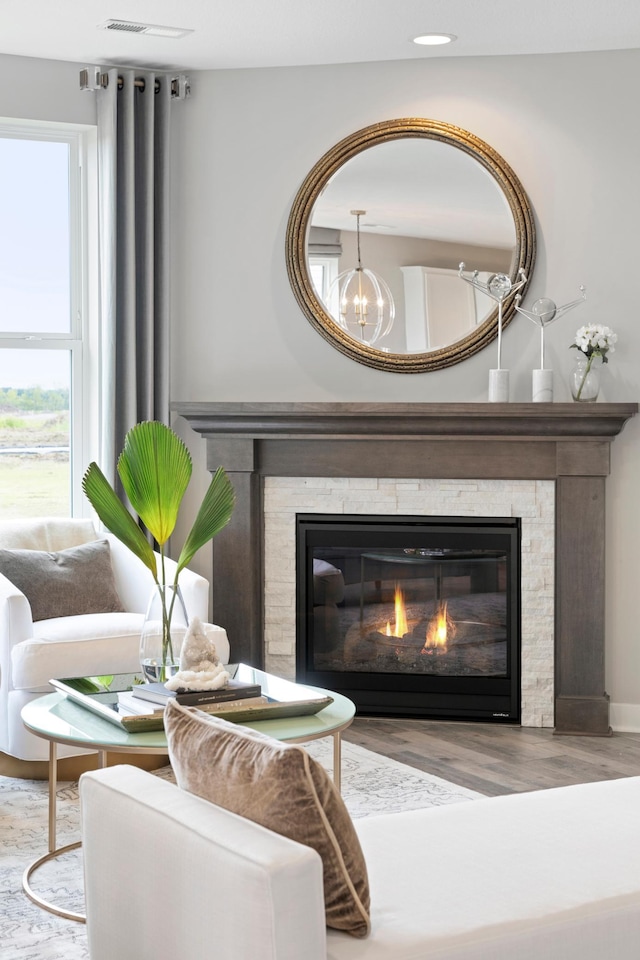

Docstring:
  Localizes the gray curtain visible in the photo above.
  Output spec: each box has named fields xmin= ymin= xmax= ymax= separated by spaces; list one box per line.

xmin=96 ymin=68 xmax=171 ymax=483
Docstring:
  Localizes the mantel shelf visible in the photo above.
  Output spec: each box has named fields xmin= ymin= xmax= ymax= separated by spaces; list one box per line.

xmin=174 ymin=401 xmax=638 ymax=441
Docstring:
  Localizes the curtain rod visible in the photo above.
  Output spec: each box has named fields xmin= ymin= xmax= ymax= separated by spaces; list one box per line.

xmin=79 ymin=68 xmax=190 ymax=100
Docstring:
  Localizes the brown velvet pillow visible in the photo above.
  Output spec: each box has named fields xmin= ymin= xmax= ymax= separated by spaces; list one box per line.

xmin=0 ymin=539 xmax=125 ymax=622
xmin=164 ymin=699 xmax=370 ymax=937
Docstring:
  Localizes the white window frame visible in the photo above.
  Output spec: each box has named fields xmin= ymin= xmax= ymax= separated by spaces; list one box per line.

xmin=0 ymin=118 xmax=98 ymax=517
xmin=308 ymin=254 xmax=339 ymax=318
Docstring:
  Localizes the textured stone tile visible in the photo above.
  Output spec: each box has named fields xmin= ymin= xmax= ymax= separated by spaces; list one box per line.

xmin=264 ymin=475 xmax=556 ymax=727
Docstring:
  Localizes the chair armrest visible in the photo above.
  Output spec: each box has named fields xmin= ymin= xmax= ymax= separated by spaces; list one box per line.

xmin=0 ymin=572 xmax=33 ymax=650
xmin=0 ymin=572 xmax=34 ymax=694
xmin=81 ymin=766 xmax=327 ymax=960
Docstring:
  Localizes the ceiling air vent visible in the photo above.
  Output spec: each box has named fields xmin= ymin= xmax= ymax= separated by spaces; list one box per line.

xmin=99 ymin=19 xmax=193 ymax=39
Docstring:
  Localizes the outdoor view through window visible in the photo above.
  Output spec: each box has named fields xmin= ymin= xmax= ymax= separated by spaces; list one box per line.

xmin=0 ymin=131 xmax=80 ymax=518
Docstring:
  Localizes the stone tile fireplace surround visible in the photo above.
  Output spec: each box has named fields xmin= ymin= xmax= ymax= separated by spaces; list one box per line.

xmin=265 ymin=477 xmax=552 ymax=726
xmin=175 ymin=402 xmax=637 ymax=736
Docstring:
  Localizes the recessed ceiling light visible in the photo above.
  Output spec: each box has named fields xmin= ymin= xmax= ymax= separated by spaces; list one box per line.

xmin=412 ymin=33 xmax=457 ymax=46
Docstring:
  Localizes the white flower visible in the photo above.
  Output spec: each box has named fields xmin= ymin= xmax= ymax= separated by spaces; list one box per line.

xmin=571 ymin=323 xmax=617 ymax=359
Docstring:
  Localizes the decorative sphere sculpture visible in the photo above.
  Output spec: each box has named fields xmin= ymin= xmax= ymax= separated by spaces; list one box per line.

xmin=486 ymin=274 xmax=513 ymax=300
xmin=514 ymin=286 xmax=586 ymax=370
xmin=531 ymin=298 xmax=558 ymax=324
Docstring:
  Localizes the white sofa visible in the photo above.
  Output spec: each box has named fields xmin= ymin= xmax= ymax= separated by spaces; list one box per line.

xmin=0 ymin=517 xmax=213 ymax=761
xmin=80 ymin=765 xmax=640 ymax=960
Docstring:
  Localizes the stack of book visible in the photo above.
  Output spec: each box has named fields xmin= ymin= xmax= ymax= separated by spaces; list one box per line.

xmin=117 ymin=678 xmax=263 ymax=717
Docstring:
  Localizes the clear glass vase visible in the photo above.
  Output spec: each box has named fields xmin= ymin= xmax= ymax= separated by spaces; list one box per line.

xmin=570 ymin=353 xmax=602 ymax=402
xmin=140 ymin=584 xmax=188 ymax=683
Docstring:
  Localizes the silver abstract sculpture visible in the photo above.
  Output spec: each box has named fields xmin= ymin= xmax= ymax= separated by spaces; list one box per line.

xmin=514 ymin=286 xmax=586 ymax=402
xmin=458 ymin=264 xmax=527 ymax=370
xmin=515 ymin=287 xmax=586 ymax=370
xmin=458 ymin=264 xmax=527 ymax=401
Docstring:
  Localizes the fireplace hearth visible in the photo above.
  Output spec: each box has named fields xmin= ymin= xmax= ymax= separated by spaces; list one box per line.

xmin=297 ymin=514 xmax=520 ymax=721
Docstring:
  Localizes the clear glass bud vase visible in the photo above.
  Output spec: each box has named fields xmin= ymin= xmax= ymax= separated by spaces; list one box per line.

xmin=140 ymin=584 xmax=188 ymax=683
xmin=570 ymin=353 xmax=602 ymax=402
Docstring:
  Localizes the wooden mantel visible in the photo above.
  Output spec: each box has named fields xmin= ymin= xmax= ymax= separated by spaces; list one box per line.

xmin=174 ymin=401 xmax=635 ymax=440
xmin=174 ymin=402 xmax=638 ymax=735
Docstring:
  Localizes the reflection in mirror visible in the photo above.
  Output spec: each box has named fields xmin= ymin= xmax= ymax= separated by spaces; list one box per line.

xmin=323 ymin=209 xmax=396 ymax=347
xmin=287 ymin=119 xmax=535 ymax=373
xmin=310 ymin=139 xmax=516 ymax=354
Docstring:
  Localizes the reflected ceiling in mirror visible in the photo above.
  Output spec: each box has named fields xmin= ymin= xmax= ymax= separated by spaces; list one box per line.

xmin=286 ymin=119 xmax=536 ymax=373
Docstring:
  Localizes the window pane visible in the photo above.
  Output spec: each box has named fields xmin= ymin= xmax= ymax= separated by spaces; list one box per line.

xmin=0 ymin=349 xmax=70 ymax=517
xmin=309 ymin=262 xmax=325 ymax=298
xmin=0 ymin=138 xmax=71 ymax=334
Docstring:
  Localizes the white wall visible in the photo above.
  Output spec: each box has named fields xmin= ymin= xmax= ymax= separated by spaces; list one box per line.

xmin=170 ymin=49 xmax=640 ymax=727
xmin=0 ymin=49 xmax=636 ymax=727
xmin=0 ymin=54 xmax=94 ymax=124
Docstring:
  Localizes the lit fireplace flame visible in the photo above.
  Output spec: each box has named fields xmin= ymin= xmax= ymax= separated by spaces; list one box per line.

xmin=422 ymin=601 xmax=455 ymax=653
xmin=385 ymin=585 xmax=409 ymax=638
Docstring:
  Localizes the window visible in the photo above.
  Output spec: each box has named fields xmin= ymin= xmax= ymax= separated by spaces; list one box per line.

xmin=309 ymin=254 xmax=339 ymax=318
xmin=0 ymin=120 xmax=97 ymax=519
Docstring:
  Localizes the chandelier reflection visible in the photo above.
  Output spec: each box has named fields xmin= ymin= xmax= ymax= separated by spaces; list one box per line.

xmin=329 ymin=210 xmax=395 ymax=346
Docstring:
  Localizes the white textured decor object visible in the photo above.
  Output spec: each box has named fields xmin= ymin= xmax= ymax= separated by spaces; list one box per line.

xmin=164 ymin=617 xmax=230 ymax=691
xmin=515 ymin=287 xmax=586 ymax=402
xmin=459 ymin=263 xmax=527 ymax=402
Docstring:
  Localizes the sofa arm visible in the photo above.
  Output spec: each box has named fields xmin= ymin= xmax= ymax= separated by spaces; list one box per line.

xmin=80 ymin=766 xmax=327 ymax=960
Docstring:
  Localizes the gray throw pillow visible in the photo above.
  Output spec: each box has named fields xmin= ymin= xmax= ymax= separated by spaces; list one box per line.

xmin=0 ymin=539 xmax=125 ymax=621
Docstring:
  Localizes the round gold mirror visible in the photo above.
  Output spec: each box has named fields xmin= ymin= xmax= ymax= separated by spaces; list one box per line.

xmin=286 ymin=118 xmax=536 ymax=373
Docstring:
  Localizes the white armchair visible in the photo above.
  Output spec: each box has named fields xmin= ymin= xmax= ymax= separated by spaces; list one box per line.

xmin=0 ymin=517 xmax=215 ymax=761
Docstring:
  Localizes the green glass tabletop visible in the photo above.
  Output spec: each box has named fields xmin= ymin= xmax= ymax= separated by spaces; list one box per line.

xmin=21 ymin=685 xmax=355 ymax=754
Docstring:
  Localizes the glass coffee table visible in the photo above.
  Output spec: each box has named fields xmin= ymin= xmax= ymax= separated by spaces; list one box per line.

xmin=21 ymin=676 xmax=354 ymax=923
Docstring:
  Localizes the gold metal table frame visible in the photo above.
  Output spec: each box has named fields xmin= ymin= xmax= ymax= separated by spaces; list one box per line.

xmin=21 ymin=683 xmax=355 ymax=923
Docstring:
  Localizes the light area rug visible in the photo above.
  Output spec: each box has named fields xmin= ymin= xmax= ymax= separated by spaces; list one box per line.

xmin=0 ymin=739 xmax=481 ymax=959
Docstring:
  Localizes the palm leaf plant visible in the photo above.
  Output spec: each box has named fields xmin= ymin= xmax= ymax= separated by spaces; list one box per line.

xmin=82 ymin=421 xmax=235 ymax=680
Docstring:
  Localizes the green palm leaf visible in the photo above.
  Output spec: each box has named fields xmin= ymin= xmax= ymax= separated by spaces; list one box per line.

xmin=177 ymin=467 xmax=235 ymax=573
xmin=83 ymin=421 xmax=234 ymax=609
xmin=117 ymin=421 xmax=192 ymax=546
xmin=82 ymin=462 xmax=157 ymax=576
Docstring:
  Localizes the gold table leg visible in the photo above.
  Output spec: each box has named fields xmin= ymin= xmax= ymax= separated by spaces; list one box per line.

xmin=332 ymin=731 xmax=342 ymax=793
xmin=22 ymin=744 xmax=108 ymax=924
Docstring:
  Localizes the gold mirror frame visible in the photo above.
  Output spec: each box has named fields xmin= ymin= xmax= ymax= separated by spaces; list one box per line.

xmin=286 ymin=118 xmax=536 ymax=373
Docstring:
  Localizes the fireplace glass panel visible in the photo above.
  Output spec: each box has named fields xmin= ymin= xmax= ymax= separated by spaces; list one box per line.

xmin=297 ymin=515 xmax=520 ymax=722
xmin=313 ymin=545 xmax=507 ymax=676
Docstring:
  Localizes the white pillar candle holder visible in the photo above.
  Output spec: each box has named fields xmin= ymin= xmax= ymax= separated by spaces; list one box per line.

xmin=458 ymin=265 xmax=528 ymax=407
xmin=532 ymin=368 xmax=553 ymax=402
xmin=488 ymin=368 xmax=509 ymax=402
xmin=515 ymin=287 xmax=587 ymax=406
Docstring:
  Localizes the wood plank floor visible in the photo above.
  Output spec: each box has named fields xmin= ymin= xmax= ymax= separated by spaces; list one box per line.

xmin=343 ymin=716 xmax=640 ymax=796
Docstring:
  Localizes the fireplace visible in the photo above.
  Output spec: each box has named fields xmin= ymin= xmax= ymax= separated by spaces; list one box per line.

xmin=174 ymin=401 xmax=637 ymax=735
xmin=296 ymin=514 xmax=520 ymax=721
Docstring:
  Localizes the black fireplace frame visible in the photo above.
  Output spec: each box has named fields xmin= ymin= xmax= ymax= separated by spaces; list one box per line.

xmin=296 ymin=513 xmax=521 ymax=723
